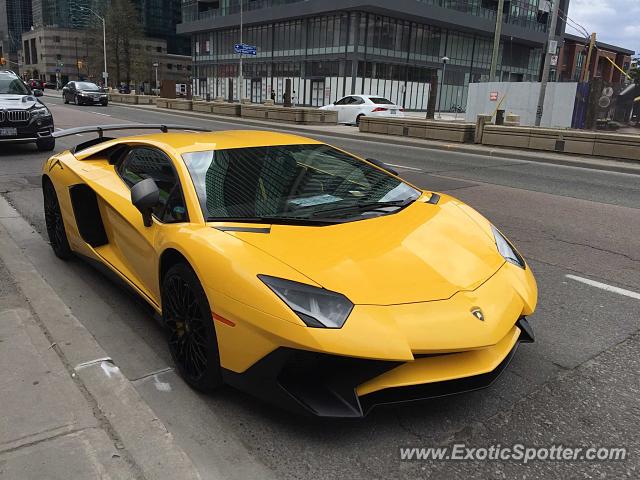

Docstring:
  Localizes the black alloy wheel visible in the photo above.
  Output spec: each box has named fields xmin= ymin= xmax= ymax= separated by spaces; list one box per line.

xmin=43 ymin=179 xmax=72 ymax=259
xmin=162 ymin=263 xmax=222 ymax=392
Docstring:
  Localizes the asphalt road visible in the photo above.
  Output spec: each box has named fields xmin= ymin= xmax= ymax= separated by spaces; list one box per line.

xmin=1 ymin=95 xmax=639 ymax=479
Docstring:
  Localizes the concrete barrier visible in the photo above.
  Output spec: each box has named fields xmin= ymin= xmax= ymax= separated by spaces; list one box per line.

xmin=359 ymin=117 xmax=475 ymax=143
xmin=593 ymin=133 xmax=640 ymax=161
xmin=480 ymin=124 xmax=639 ymax=160
xmin=136 ymin=95 xmax=157 ymax=105
xmin=192 ymin=101 xmax=214 ymax=113
xmin=108 ymin=93 xmax=158 ymax=105
xmin=212 ymin=102 xmax=242 ymax=117
xmin=528 ymin=128 xmax=565 ymax=152
xmin=109 ymin=93 xmax=138 ymax=104
xmin=482 ymin=125 xmax=533 ymax=149
xmin=156 ymin=98 xmax=193 ymax=110
xmin=563 ymin=131 xmax=596 ymax=155
xmin=475 ymin=114 xmax=493 ymax=144
xmin=240 ymin=104 xmax=337 ymax=125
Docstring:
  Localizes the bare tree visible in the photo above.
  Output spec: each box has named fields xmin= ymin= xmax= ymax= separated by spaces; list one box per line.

xmin=105 ymin=0 xmax=144 ymax=86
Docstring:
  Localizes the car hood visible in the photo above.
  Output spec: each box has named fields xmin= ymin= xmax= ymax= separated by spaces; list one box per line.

xmin=218 ymin=196 xmax=505 ymax=305
xmin=0 ymin=95 xmax=37 ymax=110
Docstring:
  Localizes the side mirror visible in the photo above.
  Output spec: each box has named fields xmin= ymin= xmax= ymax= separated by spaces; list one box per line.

xmin=131 ymin=178 xmax=160 ymax=227
xmin=33 ymin=89 xmax=43 ymax=97
xmin=366 ymin=158 xmax=399 ymax=176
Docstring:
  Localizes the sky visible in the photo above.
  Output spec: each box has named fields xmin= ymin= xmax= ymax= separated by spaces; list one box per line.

xmin=567 ymin=0 xmax=639 ymax=55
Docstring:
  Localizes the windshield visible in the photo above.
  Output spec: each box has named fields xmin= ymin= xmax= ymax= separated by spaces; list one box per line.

xmin=370 ymin=97 xmax=394 ymax=105
xmin=183 ymin=144 xmax=420 ymax=224
xmin=76 ymin=82 xmax=100 ymax=91
xmin=0 ymin=77 xmax=30 ymax=95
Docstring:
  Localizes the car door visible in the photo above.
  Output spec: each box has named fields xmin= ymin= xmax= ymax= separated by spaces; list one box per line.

xmin=65 ymin=82 xmax=75 ymax=101
xmin=348 ymin=96 xmax=367 ymax=123
xmin=89 ymin=146 xmax=189 ymax=304
xmin=334 ymin=96 xmax=355 ymax=123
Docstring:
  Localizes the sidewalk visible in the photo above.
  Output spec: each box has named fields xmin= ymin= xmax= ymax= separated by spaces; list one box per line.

xmin=0 ymin=197 xmax=201 ymax=480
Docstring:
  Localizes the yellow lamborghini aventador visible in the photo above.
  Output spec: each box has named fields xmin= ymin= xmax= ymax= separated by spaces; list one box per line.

xmin=42 ymin=124 xmax=537 ymax=417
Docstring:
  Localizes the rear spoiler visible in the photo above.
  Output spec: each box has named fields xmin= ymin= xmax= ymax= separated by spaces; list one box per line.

xmin=53 ymin=124 xmax=211 ymax=139
xmin=52 ymin=124 xmax=212 ymax=154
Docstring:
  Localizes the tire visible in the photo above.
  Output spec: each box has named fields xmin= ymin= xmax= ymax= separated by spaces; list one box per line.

xmin=36 ymin=137 xmax=56 ymax=152
xmin=43 ymin=179 xmax=73 ymax=260
xmin=162 ymin=263 xmax=222 ymax=392
xmin=356 ymin=114 xmax=364 ymax=126
xmin=63 ymin=94 xmax=68 ymax=104
xmin=101 ymin=101 xmax=108 ymax=107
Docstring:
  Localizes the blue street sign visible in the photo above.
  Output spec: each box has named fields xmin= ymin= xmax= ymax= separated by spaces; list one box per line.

xmin=234 ymin=43 xmax=257 ymax=56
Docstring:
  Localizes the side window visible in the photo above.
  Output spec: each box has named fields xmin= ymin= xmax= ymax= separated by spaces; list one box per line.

xmin=118 ymin=147 xmax=188 ymax=223
xmin=335 ymin=96 xmax=351 ymax=106
xmin=352 ymin=97 xmax=365 ymax=105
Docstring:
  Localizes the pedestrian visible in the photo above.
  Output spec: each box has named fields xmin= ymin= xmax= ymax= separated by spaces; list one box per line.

xmin=292 ymin=90 xmax=297 ymax=107
xmin=270 ymin=89 xmax=276 ymax=102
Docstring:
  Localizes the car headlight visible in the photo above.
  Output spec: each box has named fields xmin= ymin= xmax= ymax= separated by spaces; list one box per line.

xmin=30 ymin=106 xmax=51 ymax=118
xmin=492 ymin=226 xmax=525 ymax=269
xmin=258 ymin=275 xmax=353 ymax=328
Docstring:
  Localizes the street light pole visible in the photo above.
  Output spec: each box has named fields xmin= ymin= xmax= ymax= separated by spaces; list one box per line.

xmin=238 ymin=0 xmax=243 ymax=102
xmin=153 ymin=62 xmax=159 ymax=94
xmin=80 ymin=7 xmax=108 ymax=88
xmin=489 ymin=0 xmax=505 ymax=81
xmin=438 ymin=56 xmax=449 ymax=119
xmin=534 ymin=0 xmax=560 ymax=127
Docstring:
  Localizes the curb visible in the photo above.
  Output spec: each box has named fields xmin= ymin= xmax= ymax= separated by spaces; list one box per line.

xmin=0 ymin=196 xmax=201 ymax=480
xmin=98 ymin=99 xmax=640 ymax=176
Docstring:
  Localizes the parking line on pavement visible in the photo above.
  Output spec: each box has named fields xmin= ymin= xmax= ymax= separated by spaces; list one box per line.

xmin=566 ymin=274 xmax=640 ymax=300
xmin=386 ymin=163 xmax=422 ymax=171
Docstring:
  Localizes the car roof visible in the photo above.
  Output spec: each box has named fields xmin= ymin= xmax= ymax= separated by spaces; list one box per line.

xmin=352 ymin=94 xmax=391 ymax=99
xmin=76 ymin=130 xmax=323 ymax=159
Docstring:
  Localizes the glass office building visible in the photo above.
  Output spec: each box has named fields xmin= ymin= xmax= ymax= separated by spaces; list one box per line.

xmin=180 ymin=0 xmax=568 ymax=110
xmin=135 ymin=0 xmax=190 ymax=54
xmin=1 ymin=0 xmax=33 ymax=65
xmin=32 ymin=0 xmax=108 ymax=29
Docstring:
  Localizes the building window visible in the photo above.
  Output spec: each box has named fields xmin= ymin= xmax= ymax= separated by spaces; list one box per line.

xmin=54 ymin=36 xmax=60 ymax=43
xmin=156 ymin=46 xmax=162 ymax=53
xmin=167 ymin=63 xmax=173 ymax=70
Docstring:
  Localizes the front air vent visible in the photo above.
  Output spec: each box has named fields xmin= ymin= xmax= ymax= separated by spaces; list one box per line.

xmin=0 ymin=111 xmax=5 ymax=122
xmin=7 ymin=110 xmax=30 ymax=123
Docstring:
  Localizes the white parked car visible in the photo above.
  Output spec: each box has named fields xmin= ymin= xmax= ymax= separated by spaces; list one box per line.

xmin=319 ymin=94 xmax=405 ymax=125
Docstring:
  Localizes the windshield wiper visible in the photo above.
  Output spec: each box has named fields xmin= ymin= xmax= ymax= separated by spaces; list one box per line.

xmin=310 ymin=199 xmax=413 ymax=218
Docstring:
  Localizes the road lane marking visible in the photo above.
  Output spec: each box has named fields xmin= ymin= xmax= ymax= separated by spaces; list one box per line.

xmin=385 ymin=163 xmax=422 ymax=171
xmin=566 ymin=274 xmax=640 ymax=300
xmin=89 ymin=111 xmax=111 ymax=117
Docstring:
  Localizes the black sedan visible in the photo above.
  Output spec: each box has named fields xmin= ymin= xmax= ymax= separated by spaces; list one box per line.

xmin=62 ymin=81 xmax=108 ymax=106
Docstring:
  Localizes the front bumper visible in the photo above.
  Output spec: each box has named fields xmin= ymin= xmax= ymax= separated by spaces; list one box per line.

xmin=78 ymin=94 xmax=108 ymax=104
xmin=222 ymin=318 xmax=534 ymax=417
xmin=0 ymin=115 xmax=54 ymax=143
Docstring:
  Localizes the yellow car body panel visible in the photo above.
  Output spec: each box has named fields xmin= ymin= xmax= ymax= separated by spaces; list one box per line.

xmin=43 ymin=129 xmax=538 ymax=417
xmin=356 ymin=325 xmax=521 ymax=396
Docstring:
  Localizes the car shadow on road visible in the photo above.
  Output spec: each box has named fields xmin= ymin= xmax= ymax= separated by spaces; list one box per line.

xmin=0 ymin=143 xmax=40 ymax=156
